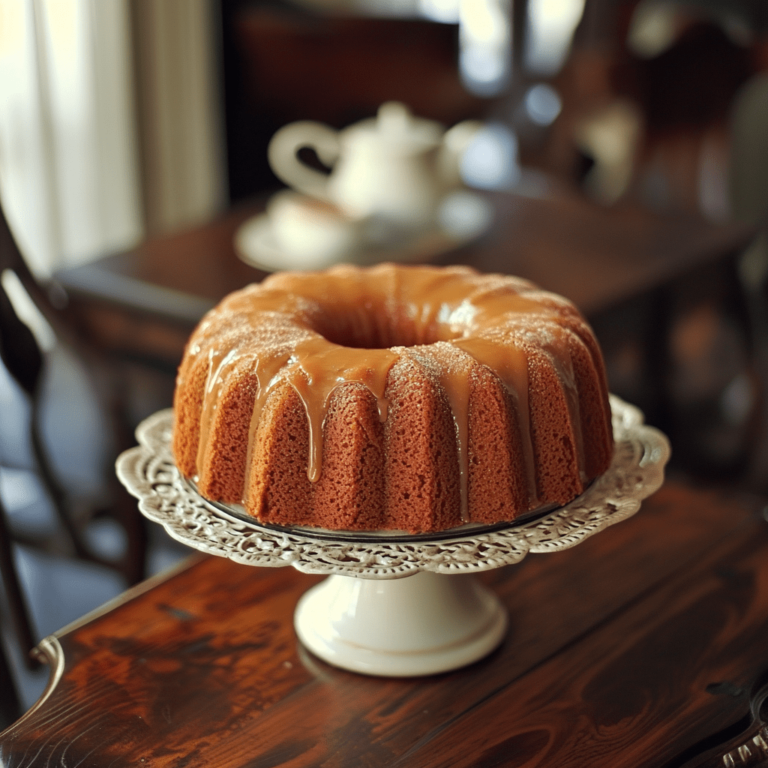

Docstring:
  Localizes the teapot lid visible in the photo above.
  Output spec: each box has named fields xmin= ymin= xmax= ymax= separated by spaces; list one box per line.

xmin=343 ymin=102 xmax=443 ymax=151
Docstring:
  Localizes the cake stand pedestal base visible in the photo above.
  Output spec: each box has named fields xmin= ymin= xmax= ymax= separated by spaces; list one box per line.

xmin=294 ymin=571 xmax=508 ymax=676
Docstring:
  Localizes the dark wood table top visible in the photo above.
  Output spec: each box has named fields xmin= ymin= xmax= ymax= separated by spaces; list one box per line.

xmin=3 ymin=478 xmax=768 ymax=767
xmin=55 ymin=188 xmax=754 ymax=372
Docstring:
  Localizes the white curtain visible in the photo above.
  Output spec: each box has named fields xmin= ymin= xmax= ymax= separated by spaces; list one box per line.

xmin=0 ymin=0 xmax=142 ymax=276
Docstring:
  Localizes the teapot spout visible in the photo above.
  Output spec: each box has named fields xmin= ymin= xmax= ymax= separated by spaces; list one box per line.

xmin=440 ymin=120 xmax=483 ymax=187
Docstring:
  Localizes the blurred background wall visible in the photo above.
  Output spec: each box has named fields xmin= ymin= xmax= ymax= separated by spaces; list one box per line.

xmin=2 ymin=0 xmax=766 ymax=275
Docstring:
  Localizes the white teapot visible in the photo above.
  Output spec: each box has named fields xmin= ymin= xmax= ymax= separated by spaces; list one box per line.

xmin=267 ymin=102 xmax=482 ymax=232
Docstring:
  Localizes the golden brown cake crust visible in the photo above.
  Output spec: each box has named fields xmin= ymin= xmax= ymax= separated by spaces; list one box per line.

xmin=172 ymin=263 xmax=614 ymax=533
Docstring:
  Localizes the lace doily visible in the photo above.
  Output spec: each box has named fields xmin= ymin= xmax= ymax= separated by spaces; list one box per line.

xmin=116 ymin=396 xmax=670 ymax=579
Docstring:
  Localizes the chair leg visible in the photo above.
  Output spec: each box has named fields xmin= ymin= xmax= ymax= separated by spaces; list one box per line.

xmin=0 ymin=638 xmax=21 ymax=728
xmin=0 ymin=495 xmax=40 ymax=671
xmin=28 ymin=395 xmax=149 ymax=585
xmin=28 ymin=390 xmax=92 ymax=562
xmin=121 ymin=472 xmax=148 ymax=586
xmin=101 ymin=362 xmax=149 ymax=585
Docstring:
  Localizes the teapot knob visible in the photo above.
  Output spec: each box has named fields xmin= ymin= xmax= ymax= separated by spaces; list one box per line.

xmin=376 ymin=102 xmax=414 ymax=134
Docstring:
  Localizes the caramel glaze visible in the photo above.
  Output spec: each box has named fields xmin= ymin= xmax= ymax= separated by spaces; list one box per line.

xmin=173 ymin=263 xmax=613 ymax=532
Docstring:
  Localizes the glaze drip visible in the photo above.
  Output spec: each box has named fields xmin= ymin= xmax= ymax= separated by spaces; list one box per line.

xmin=197 ymin=346 xmax=241 ymax=471
xmin=287 ymin=339 xmax=399 ymax=481
xmin=455 ymin=336 xmax=537 ymax=506
xmin=244 ymin=349 xmax=293 ymax=495
xmin=405 ymin=343 xmax=475 ymax=522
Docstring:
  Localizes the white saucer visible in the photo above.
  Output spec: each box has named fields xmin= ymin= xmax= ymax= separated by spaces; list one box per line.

xmin=234 ymin=190 xmax=495 ymax=273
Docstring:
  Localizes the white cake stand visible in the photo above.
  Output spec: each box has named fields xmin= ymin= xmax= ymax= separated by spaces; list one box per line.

xmin=116 ymin=395 xmax=669 ymax=677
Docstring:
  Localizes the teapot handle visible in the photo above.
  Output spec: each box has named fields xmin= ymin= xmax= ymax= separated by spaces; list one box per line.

xmin=267 ymin=121 xmax=340 ymax=201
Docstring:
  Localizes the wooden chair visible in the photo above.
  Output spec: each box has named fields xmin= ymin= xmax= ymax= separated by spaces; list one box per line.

xmin=591 ymin=234 xmax=765 ymax=488
xmin=0 ymin=201 xmax=147 ymax=593
xmin=0 ymin=493 xmax=39 ymax=727
xmin=0 ymin=197 xmax=154 ymax=722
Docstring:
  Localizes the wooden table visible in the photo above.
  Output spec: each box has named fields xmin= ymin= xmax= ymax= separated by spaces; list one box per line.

xmin=3 ymin=478 xmax=768 ymax=767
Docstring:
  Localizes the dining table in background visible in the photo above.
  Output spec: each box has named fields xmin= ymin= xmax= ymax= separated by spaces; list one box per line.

xmin=53 ymin=186 xmax=755 ymax=379
xmin=53 ymin=184 xmax=761 ymax=491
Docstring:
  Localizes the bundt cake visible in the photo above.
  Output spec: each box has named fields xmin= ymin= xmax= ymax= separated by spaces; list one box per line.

xmin=172 ymin=263 xmax=613 ymax=533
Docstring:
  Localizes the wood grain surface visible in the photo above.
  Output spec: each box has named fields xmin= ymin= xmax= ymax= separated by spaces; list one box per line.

xmin=2 ymin=480 xmax=768 ymax=767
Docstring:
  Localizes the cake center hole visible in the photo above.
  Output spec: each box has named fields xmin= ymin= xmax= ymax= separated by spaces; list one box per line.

xmin=314 ymin=305 xmax=461 ymax=349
